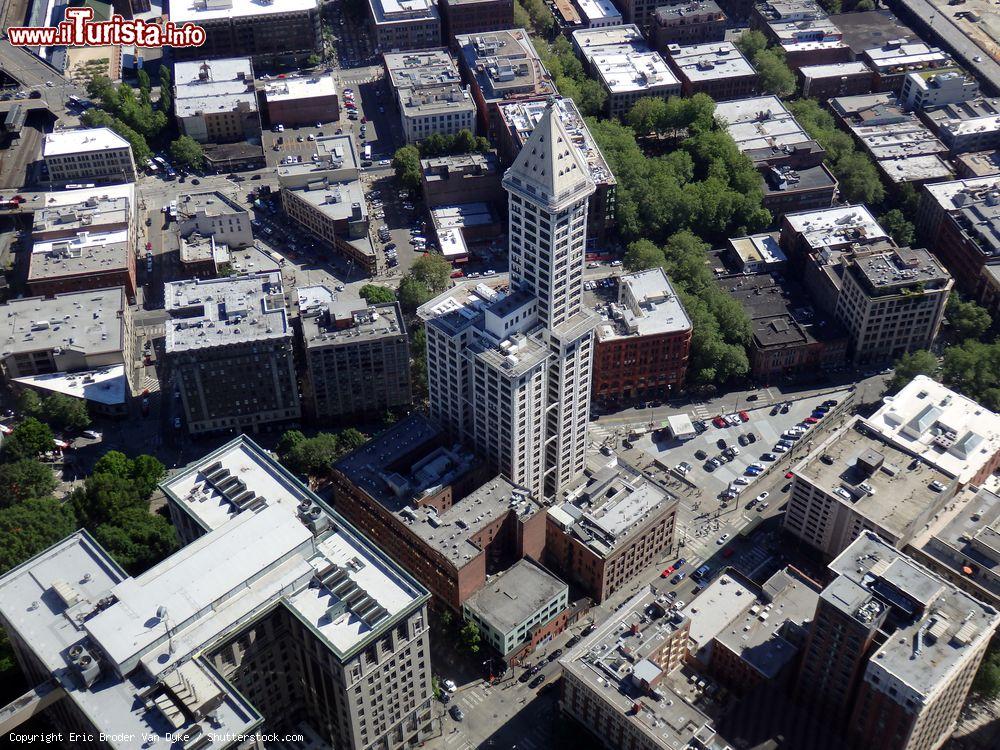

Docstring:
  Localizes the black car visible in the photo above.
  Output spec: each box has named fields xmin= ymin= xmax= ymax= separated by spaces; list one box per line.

xmin=529 ymin=675 xmax=545 ymax=689
xmin=566 ymin=635 xmax=581 ymax=648
xmin=738 ymin=434 xmax=748 ymax=446
xmin=449 ymin=705 xmax=464 ymax=722
xmin=704 ymin=461 xmax=715 ymax=472
xmin=694 ymin=449 xmax=708 ymax=460
xmin=582 ymin=623 xmax=596 ymax=636
xmin=519 ymin=670 xmax=533 ymax=683
xmin=548 ymin=649 xmax=563 ymax=662
xmin=440 ymin=691 xmax=451 ymax=704
xmin=530 ymin=663 xmax=543 ymax=676
xmin=251 ymin=174 xmax=262 ymax=180
xmin=717 ymin=438 xmax=727 ymax=450
xmin=747 ymin=433 xmax=757 ymax=443
xmin=822 ymin=399 xmax=838 ymax=407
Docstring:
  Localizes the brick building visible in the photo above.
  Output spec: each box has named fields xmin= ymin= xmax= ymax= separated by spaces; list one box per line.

xmin=263 ymin=74 xmax=339 ymax=129
xmin=440 ymin=0 xmax=513 ymax=44
xmin=664 ymin=41 xmax=758 ymax=100
xmin=367 ymin=0 xmax=441 ymax=52
xmin=798 ymin=61 xmax=873 ymax=100
xmin=174 ymin=58 xmax=262 ymax=145
xmin=421 ymin=152 xmax=504 ymax=208
xmin=651 ymin=1 xmax=726 ymax=51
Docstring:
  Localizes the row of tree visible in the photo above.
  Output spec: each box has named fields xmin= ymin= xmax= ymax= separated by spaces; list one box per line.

xmin=392 ymin=130 xmax=489 ymax=190
xmin=733 ymin=30 xmax=796 ymax=98
xmin=532 ymin=37 xmax=608 ymax=117
xmin=275 ymin=429 xmax=368 ymax=478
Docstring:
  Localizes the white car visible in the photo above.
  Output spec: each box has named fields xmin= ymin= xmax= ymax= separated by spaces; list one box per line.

xmin=773 ymin=445 xmax=788 ymax=453
xmin=727 ymin=483 xmax=744 ymax=495
xmin=673 ymin=600 xmax=685 ymax=610
xmin=442 ymin=679 xmax=457 ymax=693
xmin=755 ymin=491 xmax=770 ymax=503
xmin=610 ymin=260 xmax=623 ymax=267
xmin=82 ymin=430 xmax=102 ymax=440
xmin=716 ymin=534 xmax=730 ymax=545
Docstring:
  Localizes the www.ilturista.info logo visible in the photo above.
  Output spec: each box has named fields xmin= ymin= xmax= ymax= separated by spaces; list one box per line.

xmin=8 ymin=7 xmax=206 ymax=48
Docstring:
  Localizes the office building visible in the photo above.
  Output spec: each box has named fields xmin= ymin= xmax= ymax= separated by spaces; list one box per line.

xmin=592 ymin=268 xmax=691 ymax=406
xmin=917 ymin=176 xmax=1000 ymax=293
xmin=573 ymin=29 xmax=681 ymax=117
xmin=298 ymin=285 xmax=411 ymax=419
xmin=923 ymin=98 xmax=1000 ymax=155
xmin=753 ymin=0 xmax=850 ymax=69
xmin=165 ymin=273 xmax=300 ymax=434
xmin=546 ymin=456 xmax=678 ymax=603
xmin=495 ymin=96 xmax=616 ymax=242
xmin=651 ymin=2 xmax=726 ymax=51
xmin=421 ymin=152 xmax=504 ymax=208
xmin=172 ymin=190 xmax=254 ymax=278
xmin=797 ymin=533 xmax=999 ymax=750
xmin=783 ymin=416 xmax=957 ymax=559
xmin=574 ymin=0 xmax=623 ymax=27
xmin=368 ymin=0 xmax=441 ymax=52
xmin=862 ymin=40 xmax=956 ymax=94
xmin=42 ymin=127 xmax=136 ymax=184
xmin=719 ymin=270 xmax=848 ymax=379
xmin=264 ymin=74 xmax=340 ymax=128
xmin=170 ymin=0 xmax=321 ymax=61
xmin=0 ymin=287 xmax=135 ymax=413
xmin=331 ymin=414 xmax=546 ymax=610
xmin=431 ymin=203 xmax=504 ymax=263
xmin=664 ymin=41 xmax=758 ymax=101
xmin=0 ymin=434 xmax=439 ymax=750
xmin=901 ymin=70 xmax=979 ymax=111
xmin=29 ymin=183 xmax=136 ymax=301
xmin=613 ymin=0 xmax=664 ymax=32
xmin=174 ymin=58 xmax=261 ymax=144
xmin=463 ymin=558 xmax=569 ymax=664
xmin=455 ymin=29 xmax=558 ymax=137
xmin=798 ymin=61 xmax=873 ymax=100
xmin=419 ymin=101 xmax=596 ymax=499
xmin=279 ymin=135 xmax=376 ymax=273
xmin=384 ymin=49 xmax=477 ymax=144
xmin=440 ymin=0 xmax=513 ymax=44
xmin=955 ymin=150 xmax=1000 ymax=179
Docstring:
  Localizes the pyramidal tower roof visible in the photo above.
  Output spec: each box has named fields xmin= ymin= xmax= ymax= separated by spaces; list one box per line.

xmin=502 ymin=98 xmax=596 ymax=211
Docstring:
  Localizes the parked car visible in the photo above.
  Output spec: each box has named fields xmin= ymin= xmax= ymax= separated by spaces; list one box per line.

xmin=738 ymin=411 xmax=749 ymax=422
xmin=716 ymin=533 xmax=730 ymax=545
xmin=449 ymin=705 xmax=464 ymax=721
xmin=548 ymin=649 xmax=563 ymax=662
xmin=694 ymin=449 xmax=708 ymax=460
xmin=442 ymin=679 xmax=457 ymax=693
xmin=529 ymin=675 xmax=545 ymax=689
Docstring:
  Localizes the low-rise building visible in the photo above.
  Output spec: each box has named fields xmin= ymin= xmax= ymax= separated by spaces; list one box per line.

xmin=862 ymin=40 xmax=957 ymax=94
xmin=901 ymin=70 xmax=979 ymax=111
xmin=664 ymin=41 xmax=758 ymax=101
xmin=612 ymin=0 xmax=665 ymax=32
xmin=0 ymin=287 xmax=134 ymax=413
xmin=955 ymin=150 xmax=1000 ymax=179
xmin=463 ymin=559 xmax=569 ymax=664
xmin=923 ymin=98 xmax=1000 ymax=155
xmin=430 ymin=203 xmax=503 ymax=262
xmin=170 ymin=0 xmax=321 ymax=62
xmin=798 ymin=61 xmax=873 ymax=100
xmin=165 ymin=273 xmax=300 ymax=434
xmin=174 ymin=58 xmax=261 ymax=144
xmin=574 ymin=0 xmax=623 ymax=27
xmin=172 ymin=190 xmax=254 ymax=278
xmin=719 ymin=270 xmax=848 ymax=379
xmin=978 ymin=264 xmax=1000 ymax=319
xmin=651 ymin=1 xmax=726 ymax=51
xmin=29 ymin=183 xmax=136 ymax=301
xmin=917 ymin=176 xmax=1000 ymax=293
xmin=42 ymin=127 xmax=136 ymax=184
xmin=783 ymin=416 xmax=958 ymax=559
xmin=753 ymin=0 xmax=850 ymax=70
xmin=384 ymin=48 xmax=477 ymax=144
xmin=546 ymin=456 xmax=678 ymax=603
xmin=592 ymin=268 xmax=692 ymax=406
xmin=495 ymin=96 xmax=616 ymax=242
xmin=368 ymin=0 xmax=441 ymax=52
xmin=263 ymin=73 xmax=340 ymax=128
xmin=331 ymin=414 xmax=546 ymax=610
xmin=421 ymin=152 xmax=503 ymax=208
xmin=455 ymin=29 xmax=557 ymax=138
xmin=298 ymin=285 xmax=411 ymax=419
xmin=278 ymin=135 xmax=376 ymax=273
xmin=439 ymin=0 xmax=513 ymax=44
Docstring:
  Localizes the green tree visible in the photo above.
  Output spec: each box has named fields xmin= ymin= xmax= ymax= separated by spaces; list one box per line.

xmin=306 ymin=53 xmax=322 ymax=67
xmin=835 ymin=151 xmax=885 ymax=205
xmin=628 ymin=97 xmax=668 ymax=137
xmin=973 ymin=644 xmax=1000 ymax=700
xmin=392 ymin=145 xmax=422 ymax=191
xmin=158 ymin=64 xmax=172 ymax=112
xmin=819 ymin=0 xmax=842 ymax=11
xmin=410 ymin=254 xmax=452 ymax=295
xmin=136 ymin=68 xmax=151 ymax=93
xmin=460 ymin=620 xmax=481 ymax=654
xmin=397 ymin=276 xmax=432 ymax=312
xmin=513 ymin=0 xmax=531 ymax=28
xmin=855 ymin=0 xmax=875 ymax=9
xmin=338 ymin=428 xmax=368 ymax=455
xmin=359 ymin=284 xmax=396 ymax=304
xmin=941 ymin=340 xmax=1000 ymax=410
xmin=624 ymin=239 xmax=664 ymax=271
xmin=277 ymin=430 xmax=307 ymax=460
xmin=946 ymin=294 xmax=992 ymax=341
xmin=94 ymin=507 xmax=177 ymax=574
xmin=576 ymin=79 xmax=608 ymax=117
xmin=880 ymin=209 xmax=916 ymax=247
xmin=29 ymin=393 xmax=91 ymax=432
xmin=3 ymin=419 xmax=56 ymax=462
xmin=281 ymin=432 xmax=364 ymax=477
xmin=17 ymin=390 xmax=42 ymax=418
xmin=0 ymin=459 xmax=57 ymax=506
xmin=890 ymin=350 xmax=940 ymax=392
xmin=0 ymin=498 xmax=76 ymax=574
xmin=451 ymin=129 xmax=477 ymax=154
xmin=170 ymin=136 xmax=204 ymax=171
xmin=735 ymin=29 xmax=768 ymax=60
xmin=753 ymin=49 xmax=796 ymax=97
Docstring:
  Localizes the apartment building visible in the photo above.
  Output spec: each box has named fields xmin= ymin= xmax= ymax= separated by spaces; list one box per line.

xmin=384 ymin=49 xmax=477 ymax=144
xmin=923 ymin=98 xmax=1000 ymax=155
xmin=546 ymin=458 xmax=678 ymax=603
xmin=419 ymin=102 xmax=596 ymax=499
xmin=651 ymin=1 xmax=726 ymax=51
xmin=799 ymin=61 xmax=873 ymax=100
xmin=368 ymin=0 xmax=441 ymax=52
xmin=278 ymin=135 xmax=376 ymax=274
xmin=955 ymin=150 xmax=1000 ymax=179
xmin=29 ymin=183 xmax=136 ymax=301
xmin=901 ymin=70 xmax=979 ymax=111
xmin=299 ymin=285 xmax=411 ymax=419
xmin=574 ymin=0 xmax=623 ymax=27
xmin=439 ymin=0 xmax=513 ymax=44
xmin=783 ymin=416 xmax=957 ymax=559
xmin=798 ymin=533 xmax=999 ymax=750
xmin=592 ymin=268 xmax=691 ymax=406
xmin=170 ymin=0 xmax=321 ymax=61
xmin=174 ymin=58 xmax=261 ymax=144
xmin=612 ymin=0 xmax=664 ymax=32
xmin=173 ymin=190 xmax=254 ymax=277
xmin=455 ymin=29 xmax=558 ymax=137
xmin=495 ymin=96 xmax=616 ymax=243
xmin=42 ymin=127 xmax=136 ymax=184
xmin=463 ymin=559 xmax=569 ymax=664
xmin=165 ymin=273 xmax=300 ymax=434
xmin=664 ymin=42 xmax=758 ymax=101
xmin=421 ymin=152 xmax=503 ymax=207
xmin=752 ymin=0 xmax=850 ymax=69
xmin=331 ymin=414 xmax=545 ymax=610
xmin=0 ymin=287 xmax=135 ymax=413
xmin=264 ymin=74 xmax=340 ymax=128
xmin=862 ymin=40 xmax=956 ymax=94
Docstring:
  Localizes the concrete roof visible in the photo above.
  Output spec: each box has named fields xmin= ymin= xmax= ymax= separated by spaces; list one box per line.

xmin=587 ymin=45 xmax=679 ymax=95
xmin=799 ymin=61 xmax=871 ymax=79
xmin=667 ymin=42 xmax=755 ymax=82
xmin=783 ymin=204 xmax=887 ymax=251
xmin=170 ymin=0 xmax=318 ymax=23
xmin=264 ymin=73 xmax=336 ymax=103
xmin=597 ymin=268 xmax=691 ymax=342
xmin=174 ymin=58 xmax=258 ymax=118
xmin=42 ymin=127 xmax=128 ymax=156
xmin=300 ymin=285 xmax=407 ymax=348
xmin=0 ymin=287 xmax=127 ymax=359
xmin=13 ymin=365 xmax=127 ymax=405
xmin=456 ymin=29 xmax=556 ymax=102
xmin=368 ymin=0 xmax=437 ymax=24
xmin=464 ymin=558 xmax=567 ymax=635
xmin=714 ymin=96 xmax=810 ymax=152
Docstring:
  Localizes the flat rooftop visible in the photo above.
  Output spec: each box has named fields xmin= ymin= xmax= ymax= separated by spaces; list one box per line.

xmin=42 ymin=127 xmax=128 ymax=156
xmin=464 ymin=558 xmax=567 ymax=634
xmin=794 ymin=417 xmax=954 ymax=541
xmin=264 ymin=73 xmax=337 ymax=102
xmin=851 ymin=246 xmax=951 ymax=292
xmin=955 ymin=150 xmax=1000 ymax=178
xmin=571 ymin=23 xmax=644 ymax=52
xmin=0 ymin=287 xmax=126 ymax=359
xmin=848 ymin=117 xmax=946 ymax=160
xmin=654 ymin=0 xmax=724 ymax=22
xmin=299 ymin=285 xmax=407 ymax=348
xmin=456 ymin=29 xmax=556 ymax=101
xmin=667 ymin=42 xmax=755 ymax=82
xmin=576 ymin=0 xmax=620 ymax=22
xmin=177 ymin=190 xmax=246 ymax=221
xmin=799 ymin=61 xmax=871 ymax=79
xmin=12 ymin=365 xmax=128 ymax=405
xmin=175 ymin=58 xmax=258 ymax=118
xmin=170 ymin=0 xmax=318 ymax=23
xmin=30 ymin=229 xmax=128 ymax=282
xmin=596 ymin=268 xmax=691 ymax=342
xmin=164 ymin=272 xmax=290 ymax=352
xmin=385 ymin=48 xmax=461 ymax=91
xmin=828 ymin=533 xmax=1000 ymax=699
xmin=587 ymin=44 xmax=679 ymax=94
xmin=400 ymin=83 xmax=475 ymax=118
xmin=278 ymin=134 xmax=360 ymax=182
xmin=368 ymin=0 xmax=438 ymax=24
xmin=865 ymin=375 xmax=1000 ymax=485
xmin=863 ymin=41 xmax=951 ymax=72
xmin=714 ymin=96 xmax=810 ymax=152
xmin=829 ymin=9 xmax=917 ymax=55
xmin=783 ymin=204 xmax=887 ymax=251
xmin=549 ymin=456 xmax=677 ymax=559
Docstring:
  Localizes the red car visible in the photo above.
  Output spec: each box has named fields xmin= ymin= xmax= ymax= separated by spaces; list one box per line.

xmin=738 ymin=411 xmax=749 ymax=422
xmin=805 ymin=416 xmax=819 ymax=424
xmin=785 ymin=471 xmax=795 ymax=479
xmin=660 ymin=567 xmax=674 ymax=578
xmin=712 ymin=416 xmax=726 ymax=428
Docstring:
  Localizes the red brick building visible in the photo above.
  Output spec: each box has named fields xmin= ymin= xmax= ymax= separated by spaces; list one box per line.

xmin=440 ymin=0 xmax=513 ymax=45
xmin=331 ymin=414 xmax=546 ymax=611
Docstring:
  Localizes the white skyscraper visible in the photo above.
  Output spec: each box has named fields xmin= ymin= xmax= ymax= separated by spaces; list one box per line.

xmin=419 ymin=100 xmax=597 ymax=499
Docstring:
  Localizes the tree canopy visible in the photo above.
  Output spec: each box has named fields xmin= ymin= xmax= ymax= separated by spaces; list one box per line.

xmin=879 ymin=209 xmax=916 ymax=247
xmin=276 ymin=429 xmax=369 ymax=477
xmin=0 ymin=498 xmax=77 ymax=574
xmin=946 ymin=294 xmax=992 ymax=341
xmin=890 ymin=350 xmax=939 ymax=392
xmin=3 ymin=418 xmax=56 ymax=462
xmin=752 ymin=49 xmax=796 ymax=97
xmin=359 ymin=284 xmax=397 ymax=304
xmin=534 ymin=37 xmax=607 ymax=116
xmin=0 ymin=460 xmax=57 ymax=507
xmin=973 ymin=643 xmax=1000 ymax=700
xmin=392 ymin=145 xmax=422 ymax=191
xmin=170 ymin=136 xmax=205 ymax=171
xmin=19 ymin=391 xmax=90 ymax=432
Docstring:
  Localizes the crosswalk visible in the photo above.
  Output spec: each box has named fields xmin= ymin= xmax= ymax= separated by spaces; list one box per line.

xmin=691 ymin=403 xmax=711 ymax=419
xmin=137 ymin=375 xmax=160 ymax=393
xmin=442 ymin=732 xmax=473 ymax=750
